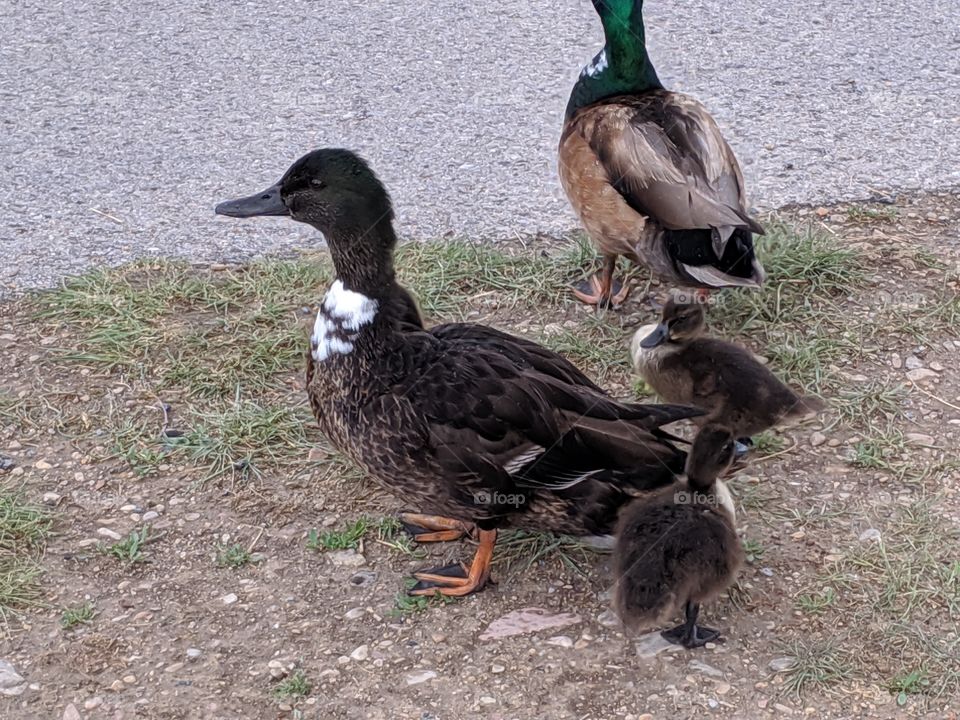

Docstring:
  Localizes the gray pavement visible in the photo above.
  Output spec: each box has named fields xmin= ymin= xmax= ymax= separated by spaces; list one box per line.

xmin=1 ymin=0 xmax=958 ymax=295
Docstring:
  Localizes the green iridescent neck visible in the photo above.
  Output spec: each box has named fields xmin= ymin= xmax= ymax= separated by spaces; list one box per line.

xmin=565 ymin=0 xmax=663 ymax=118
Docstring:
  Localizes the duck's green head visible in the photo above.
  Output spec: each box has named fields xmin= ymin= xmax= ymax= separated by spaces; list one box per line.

xmin=565 ymin=0 xmax=662 ymax=118
xmin=216 ymin=149 xmax=398 ymax=291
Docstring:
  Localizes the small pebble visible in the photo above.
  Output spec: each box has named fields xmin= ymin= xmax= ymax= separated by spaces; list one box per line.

xmin=769 ymin=657 xmax=796 ymax=673
xmin=186 ymin=648 xmax=202 ymax=660
xmin=84 ymin=697 xmax=103 ymax=710
xmin=809 ymin=432 xmax=827 ymax=447
xmin=689 ymin=660 xmax=724 ymax=677
xmin=329 ymin=550 xmax=366 ymax=567
xmin=544 ymin=635 xmax=574 ymax=648
xmin=405 ymin=670 xmax=437 ymax=686
xmin=62 ymin=704 xmax=81 ymax=720
xmin=221 ymin=593 xmax=238 ymax=605
xmin=97 ymin=528 xmax=122 ymax=541
xmin=350 ymin=645 xmax=369 ymax=661
xmin=122 ymin=675 xmax=136 ymax=684
xmin=142 ymin=511 xmax=159 ymax=522
xmin=344 ymin=607 xmax=364 ymax=620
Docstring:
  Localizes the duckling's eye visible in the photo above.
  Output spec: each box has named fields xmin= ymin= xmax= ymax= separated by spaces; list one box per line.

xmin=310 ymin=178 xmax=327 ymax=189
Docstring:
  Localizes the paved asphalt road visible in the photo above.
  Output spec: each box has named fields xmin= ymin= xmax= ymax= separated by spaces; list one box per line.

xmin=1 ymin=0 xmax=958 ymax=295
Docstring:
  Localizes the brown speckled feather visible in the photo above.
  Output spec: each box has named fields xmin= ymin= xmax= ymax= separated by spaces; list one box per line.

xmin=559 ymin=90 xmax=764 ymax=288
xmin=308 ymin=306 xmax=699 ymax=536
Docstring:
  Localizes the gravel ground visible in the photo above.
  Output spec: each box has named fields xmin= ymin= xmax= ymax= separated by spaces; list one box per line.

xmin=1 ymin=0 xmax=958 ymax=295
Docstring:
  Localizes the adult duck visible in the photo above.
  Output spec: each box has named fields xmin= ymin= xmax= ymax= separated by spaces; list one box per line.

xmin=215 ymin=148 xmax=699 ymax=596
xmin=559 ymin=0 xmax=765 ymax=307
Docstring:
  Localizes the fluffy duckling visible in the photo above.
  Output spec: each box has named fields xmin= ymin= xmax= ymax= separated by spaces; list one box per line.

xmin=614 ymin=423 xmax=743 ymax=648
xmin=631 ymin=297 xmax=825 ymax=447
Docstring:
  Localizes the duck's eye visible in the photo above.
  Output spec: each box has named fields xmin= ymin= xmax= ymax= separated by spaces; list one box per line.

xmin=310 ymin=178 xmax=327 ymax=189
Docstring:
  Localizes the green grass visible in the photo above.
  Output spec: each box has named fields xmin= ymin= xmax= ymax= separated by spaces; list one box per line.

xmin=833 ymin=380 xmax=906 ymax=428
xmin=162 ymin=318 xmax=306 ymax=398
xmin=850 ymin=427 xmax=907 ymax=474
xmin=109 ymin=418 xmax=168 ymax=477
xmin=796 ymin=587 xmax=837 ymax=615
xmin=169 ymin=400 xmax=315 ymax=480
xmin=705 ymin=220 xmax=868 ymax=394
xmin=101 ymin=528 xmax=150 ymax=564
xmin=495 ymin=530 xmax=605 ymax=578
xmin=845 ymin=205 xmax=898 ymax=223
xmin=752 ymin=430 xmax=786 ymax=455
xmin=306 ymin=518 xmax=369 ymax=552
xmin=0 ymin=491 xmax=53 ymax=554
xmin=390 ymin=581 xmax=457 ymax=616
xmin=61 ymin=601 xmax=96 ymax=629
xmin=780 ymin=638 xmax=854 ymax=697
xmin=538 ymin=312 xmax=631 ymax=383
xmin=741 ymin=538 xmax=766 ymax=564
xmin=395 ymin=238 xmax=588 ymax=319
xmin=0 ymin=491 xmax=52 ymax=619
xmin=272 ymin=669 xmax=312 ymax=699
xmin=713 ymin=220 xmax=865 ymax=330
xmin=373 ymin=517 xmax=425 ymax=557
xmin=888 ymin=668 xmax=930 ymax=706
xmin=803 ymin=498 xmax=960 ymax=702
xmin=216 ymin=543 xmax=252 ymax=569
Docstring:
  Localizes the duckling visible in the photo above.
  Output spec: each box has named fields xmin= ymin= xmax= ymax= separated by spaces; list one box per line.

xmin=613 ymin=423 xmax=743 ymax=648
xmin=215 ymin=148 xmax=701 ymax=597
xmin=631 ymin=297 xmax=825 ymax=448
xmin=559 ymin=0 xmax=764 ymax=307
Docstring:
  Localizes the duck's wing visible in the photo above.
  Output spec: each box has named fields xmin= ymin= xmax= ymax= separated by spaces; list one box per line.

xmin=378 ymin=334 xmax=698 ymax=512
xmin=583 ymin=94 xmax=763 ymax=249
xmin=428 ymin=322 xmax=606 ymax=393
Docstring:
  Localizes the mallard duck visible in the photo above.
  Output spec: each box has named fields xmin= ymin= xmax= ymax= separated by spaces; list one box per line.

xmin=215 ymin=148 xmax=700 ymax=596
xmin=558 ymin=0 xmax=765 ymax=307
xmin=631 ymin=297 xmax=825 ymax=450
xmin=614 ymin=423 xmax=743 ymax=648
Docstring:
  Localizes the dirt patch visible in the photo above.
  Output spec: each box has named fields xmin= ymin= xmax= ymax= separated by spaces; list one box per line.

xmin=1 ymin=192 xmax=958 ymax=719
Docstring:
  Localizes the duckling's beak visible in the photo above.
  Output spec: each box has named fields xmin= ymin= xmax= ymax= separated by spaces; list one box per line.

xmin=639 ymin=323 xmax=669 ymax=349
xmin=214 ymin=182 xmax=288 ymax=217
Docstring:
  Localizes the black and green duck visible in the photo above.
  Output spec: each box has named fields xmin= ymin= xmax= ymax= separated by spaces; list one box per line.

xmin=215 ymin=148 xmax=699 ymax=596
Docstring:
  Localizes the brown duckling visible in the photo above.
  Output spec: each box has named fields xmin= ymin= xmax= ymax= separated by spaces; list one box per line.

xmin=613 ymin=423 xmax=743 ymax=648
xmin=631 ymin=297 xmax=825 ymax=450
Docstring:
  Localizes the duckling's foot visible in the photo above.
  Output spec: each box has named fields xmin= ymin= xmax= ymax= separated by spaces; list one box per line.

xmin=661 ymin=623 xmax=721 ymax=649
xmin=408 ymin=529 xmax=497 ymax=597
xmin=399 ymin=512 xmax=475 ymax=543
xmin=734 ymin=437 xmax=753 ymax=458
xmin=660 ymin=601 xmax=721 ymax=648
